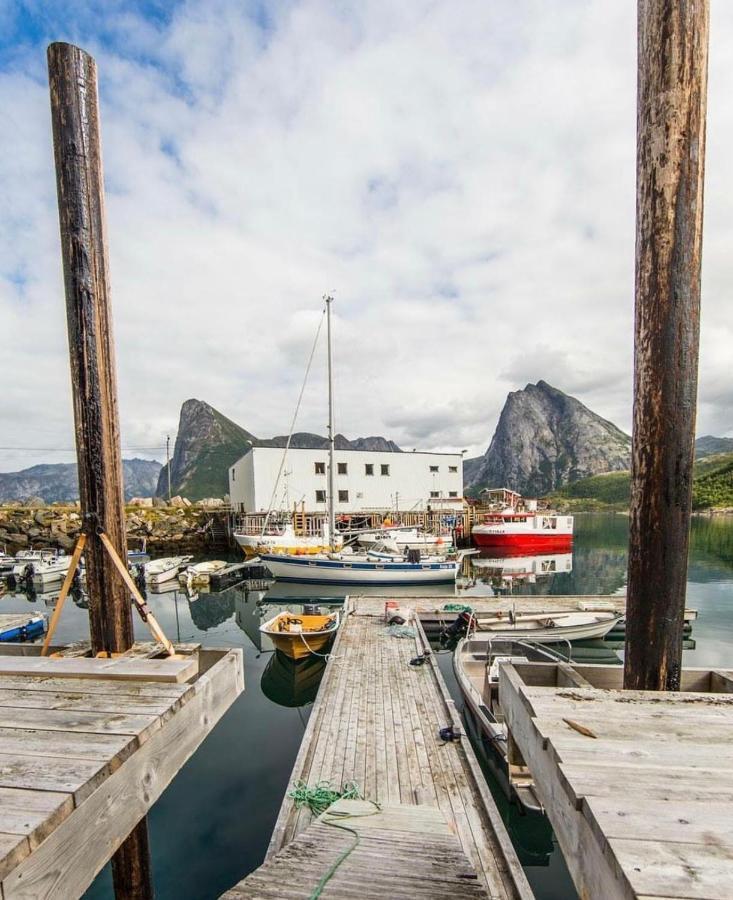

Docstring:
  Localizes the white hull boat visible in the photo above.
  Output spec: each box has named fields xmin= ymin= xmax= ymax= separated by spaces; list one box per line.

xmin=179 ymin=560 xmax=228 ymax=586
xmin=145 ymin=556 xmax=192 ymax=586
xmin=234 ymin=523 xmax=342 ymax=558
xmin=261 ymin=552 xmax=460 ymax=585
xmin=453 ymin=636 xmax=568 ymax=811
xmin=473 ymin=610 xmax=621 ymax=642
xmin=12 ymin=552 xmax=72 ymax=581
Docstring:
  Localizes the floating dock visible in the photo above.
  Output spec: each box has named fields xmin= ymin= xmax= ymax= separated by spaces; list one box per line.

xmin=224 ymin=601 xmax=532 ymax=898
xmin=499 ymin=662 xmax=733 ymax=900
xmin=0 ymin=641 xmax=243 ymax=899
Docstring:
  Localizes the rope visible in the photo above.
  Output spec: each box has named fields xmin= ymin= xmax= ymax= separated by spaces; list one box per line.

xmin=261 ymin=307 xmax=327 ymax=536
xmin=288 ymin=780 xmax=361 ymax=816
xmin=310 ymin=800 xmax=382 ymax=899
xmin=298 ymin=630 xmax=340 ymax=659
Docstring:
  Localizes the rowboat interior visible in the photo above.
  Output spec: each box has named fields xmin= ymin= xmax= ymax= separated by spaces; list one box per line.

xmin=260 ymin=610 xmax=340 ymax=661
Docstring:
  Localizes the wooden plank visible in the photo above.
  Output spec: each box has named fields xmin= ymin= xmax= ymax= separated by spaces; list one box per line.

xmin=0 ymin=753 xmax=113 ymax=803
xmin=0 ymin=728 xmax=136 ymax=762
xmin=584 ymin=797 xmax=733 ymax=847
xmin=0 ymin=657 xmax=197 ymax=684
xmin=0 ymin=834 xmax=29 ymax=883
xmin=611 ymin=838 xmax=731 ymax=900
xmin=1 ymin=648 xmax=243 ymax=900
xmin=0 ymin=707 xmax=160 ymax=738
xmin=0 ymin=676 xmax=187 ymax=698
xmin=0 ymin=689 xmax=183 ymax=717
xmin=0 ymin=788 xmax=74 ymax=847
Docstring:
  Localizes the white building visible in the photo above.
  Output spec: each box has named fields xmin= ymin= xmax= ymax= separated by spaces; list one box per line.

xmin=228 ymin=447 xmax=464 ymax=513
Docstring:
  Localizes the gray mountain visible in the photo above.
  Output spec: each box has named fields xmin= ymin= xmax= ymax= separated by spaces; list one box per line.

xmin=0 ymin=459 xmax=162 ymax=504
xmin=464 ymin=381 xmax=631 ymax=496
xmin=156 ymin=399 xmax=402 ymax=499
xmin=695 ymin=435 xmax=733 ymax=458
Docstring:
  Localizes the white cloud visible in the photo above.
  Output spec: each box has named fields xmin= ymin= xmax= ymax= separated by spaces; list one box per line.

xmin=0 ymin=0 xmax=731 ymax=475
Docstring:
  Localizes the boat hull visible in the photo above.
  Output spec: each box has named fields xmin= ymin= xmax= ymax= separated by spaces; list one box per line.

xmin=269 ymin=632 xmax=333 ymax=660
xmin=476 ymin=617 xmax=620 ymax=642
xmin=471 ymin=532 xmax=573 ymax=553
xmin=261 ymin=554 xmax=459 ymax=585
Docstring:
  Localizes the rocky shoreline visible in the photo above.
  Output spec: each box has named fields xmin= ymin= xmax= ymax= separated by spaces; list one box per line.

xmin=0 ymin=501 xmax=227 ymax=554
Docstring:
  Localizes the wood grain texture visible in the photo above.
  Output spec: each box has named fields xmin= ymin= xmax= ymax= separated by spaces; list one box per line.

xmin=625 ymin=1 xmax=710 ymax=691
xmin=47 ymin=41 xmax=130 ymax=656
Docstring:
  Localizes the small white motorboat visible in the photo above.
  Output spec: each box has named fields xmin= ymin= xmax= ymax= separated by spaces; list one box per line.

xmin=178 ymin=560 xmax=228 ymax=587
xmin=144 ymin=556 xmax=192 ymax=585
xmin=473 ymin=610 xmax=622 ymax=642
xmin=453 ymin=636 xmax=570 ymax=811
xmin=12 ymin=550 xmax=72 ymax=582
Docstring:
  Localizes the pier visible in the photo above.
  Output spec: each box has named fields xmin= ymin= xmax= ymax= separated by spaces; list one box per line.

xmin=223 ymin=601 xmax=532 ymax=899
xmin=0 ymin=641 xmax=243 ymax=899
xmin=499 ymin=662 xmax=733 ymax=899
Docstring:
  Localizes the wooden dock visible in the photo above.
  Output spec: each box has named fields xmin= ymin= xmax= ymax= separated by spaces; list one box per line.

xmin=0 ymin=643 xmax=243 ymax=899
xmin=224 ymin=603 xmax=532 ymax=899
xmin=499 ymin=662 xmax=733 ymax=900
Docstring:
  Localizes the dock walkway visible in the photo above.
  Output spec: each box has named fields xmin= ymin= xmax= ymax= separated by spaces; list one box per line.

xmin=0 ymin=643 xmax=243 ymax=899
xmin=499 ymin=662 xmax=733 ymax=900
xmin=225 ymin=799 xmax=489 ymax=899
xmin=239 ymin=604 xmax=531 ymax=899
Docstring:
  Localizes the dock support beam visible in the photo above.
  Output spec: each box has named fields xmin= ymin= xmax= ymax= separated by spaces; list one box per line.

xmin=625 ymin=2 xmax=709 ymax=691
xmin=47 ymin=41 xmax=154 ymax=898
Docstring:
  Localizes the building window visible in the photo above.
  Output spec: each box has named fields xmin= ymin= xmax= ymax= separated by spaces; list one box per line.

xmin=449 ymin=466 xmax=458 ymax=473
xmin=365 ymin=463 xmax=374 ymax=476
xmin=231 ymin=468 xmax=235 ymax=481
xmin=381 ymin=464 xmax=390 ymax=476
xmin=338 ymin=490 xmax=349 ymax=503
xmin=315 ymin=462 xmax=326 ymax=475
xmin=449 ymin=491 xmax=458 ymax=498
xmin=315 ymin=490 xmax=326 ymax=503
xmin=337 ymin=462 xmax=348 ymax=475
xmin=430 ymin=491 xmax=440 ymax=498
xmin=429 ymin=465 xmax=439 ymax=473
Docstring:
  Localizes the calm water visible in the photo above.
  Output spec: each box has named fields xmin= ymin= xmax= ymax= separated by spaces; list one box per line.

xmin=1 ymin=513 xmax=731 ymax=899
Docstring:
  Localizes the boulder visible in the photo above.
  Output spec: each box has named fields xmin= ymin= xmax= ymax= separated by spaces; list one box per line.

xmin=129 ymin=497 xmax=154 ymax=508
xmin=24 ymin=496 xmax=46 ymax=507
xmin=170 ymin=496 xmax=186 ymax=508
xmin=7 ymin=532 xmax=29 ymax=546
xmin=34 ymin=510 xmax=55 ymax=527
xmin=152 ymin=497 xmax=167 ymax=508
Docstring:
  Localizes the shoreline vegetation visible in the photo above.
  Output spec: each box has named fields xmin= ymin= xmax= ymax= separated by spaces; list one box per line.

xmin=547 ymin=450 xmax=733 ymax=514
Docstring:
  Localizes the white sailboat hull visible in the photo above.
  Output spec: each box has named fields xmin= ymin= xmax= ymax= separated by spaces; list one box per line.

xmin=261 ymin=554 xmax=459 ymax=585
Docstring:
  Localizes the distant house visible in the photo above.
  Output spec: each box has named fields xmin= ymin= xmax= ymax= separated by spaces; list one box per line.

xmin=228 ymin=447 xmax=464 ymax=513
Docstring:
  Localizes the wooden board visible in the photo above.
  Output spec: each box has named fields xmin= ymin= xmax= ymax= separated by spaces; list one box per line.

xmin=0 ymin=647 xmax=243 ymax=899
xmin=499 ymin=662 xmax=733 ymax=900
xmin=0 ymin=656 xmax=198 ymax=683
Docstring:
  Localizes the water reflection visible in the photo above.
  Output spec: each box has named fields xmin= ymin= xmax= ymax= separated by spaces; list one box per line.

xmin=469 ymin=552 xmax=573 ymax=593
xmin=260 ymin=651 xmax=327 ymax=708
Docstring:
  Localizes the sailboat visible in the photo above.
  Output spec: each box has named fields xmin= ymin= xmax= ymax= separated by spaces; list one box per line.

xmin=260 ymin=296 xmax=462 ymax=587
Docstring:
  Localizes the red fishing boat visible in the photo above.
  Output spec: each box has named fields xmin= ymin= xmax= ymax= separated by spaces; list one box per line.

xmin=471 ymin=490 xmax=573 ymax=553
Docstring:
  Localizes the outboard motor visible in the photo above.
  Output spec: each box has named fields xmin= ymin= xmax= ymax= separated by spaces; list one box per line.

xmin=406 ymin=548 xmax=421 ymax=564
xmin=19 ymin=563 xmax=35 ymax=591
xmin=444 ymin=610 xmax=474 ymax=639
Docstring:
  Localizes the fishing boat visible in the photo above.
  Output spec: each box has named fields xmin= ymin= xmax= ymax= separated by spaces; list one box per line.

xmin=453 ymin=636 xmax=567 ymax=811
xmin=471 ymin=609 xmax=621 ymax=642
xmin=178 ymin=560 xmax=228 ymax=586
xmin=234 ymin=522 xmax=342 ymax=557
xmin=259 ymin=609 xmax=340 ymax=660
xmin=144 ymin=556 xmax=192 ymax=586
xmin=472 ymin=493 xmax=573 ymax=553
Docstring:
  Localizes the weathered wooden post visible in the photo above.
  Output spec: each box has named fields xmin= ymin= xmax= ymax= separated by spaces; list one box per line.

xmin=47 ymin=41 xmax=154 ymax=898
xmin=624 ymin=2 xmax=709 ymax=691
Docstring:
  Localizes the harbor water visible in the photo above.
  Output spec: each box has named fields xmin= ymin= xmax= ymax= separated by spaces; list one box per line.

xmin=1 ymin=512 xmax=731 ymax=899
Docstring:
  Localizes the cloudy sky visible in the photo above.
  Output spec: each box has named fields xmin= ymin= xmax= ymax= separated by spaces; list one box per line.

xmin=1 ymin=0 xmax=731 ymax=472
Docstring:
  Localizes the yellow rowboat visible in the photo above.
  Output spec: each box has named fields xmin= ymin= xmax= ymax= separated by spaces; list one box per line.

xmin=259 ymin=610 xmax=340 ymax=661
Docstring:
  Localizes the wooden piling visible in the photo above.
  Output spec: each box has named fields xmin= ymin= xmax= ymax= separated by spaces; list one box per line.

xmin=624 ymin=2 xmax=709 ymax=691
xmin=47 ymin=41 xmax=154 ymax=898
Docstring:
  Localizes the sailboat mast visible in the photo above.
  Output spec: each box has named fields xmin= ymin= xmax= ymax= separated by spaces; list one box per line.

xmin=325 ymin=295 xmax=336 ymax=547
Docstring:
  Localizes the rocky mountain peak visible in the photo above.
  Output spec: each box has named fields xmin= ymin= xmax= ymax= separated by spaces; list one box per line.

xmin=464 ymin=381 xmax=631 ymax=496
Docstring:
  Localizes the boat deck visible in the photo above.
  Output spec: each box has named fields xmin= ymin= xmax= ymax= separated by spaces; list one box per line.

xmin=499 ymin=662 xmax=733 ymax=900
xmin=256 ymin=604 xmax=532 ymax=899
xmin=0 ymin=642 xmax=243 ymax=899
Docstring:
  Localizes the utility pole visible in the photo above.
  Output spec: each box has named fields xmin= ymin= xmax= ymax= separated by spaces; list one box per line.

xmin=47 ymin=41 xmax=154 ymax=899
xmin=166 ymin=434 xmax=172 ymax=503
xmin=624 ymin=2 xmax=709 ymax=691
